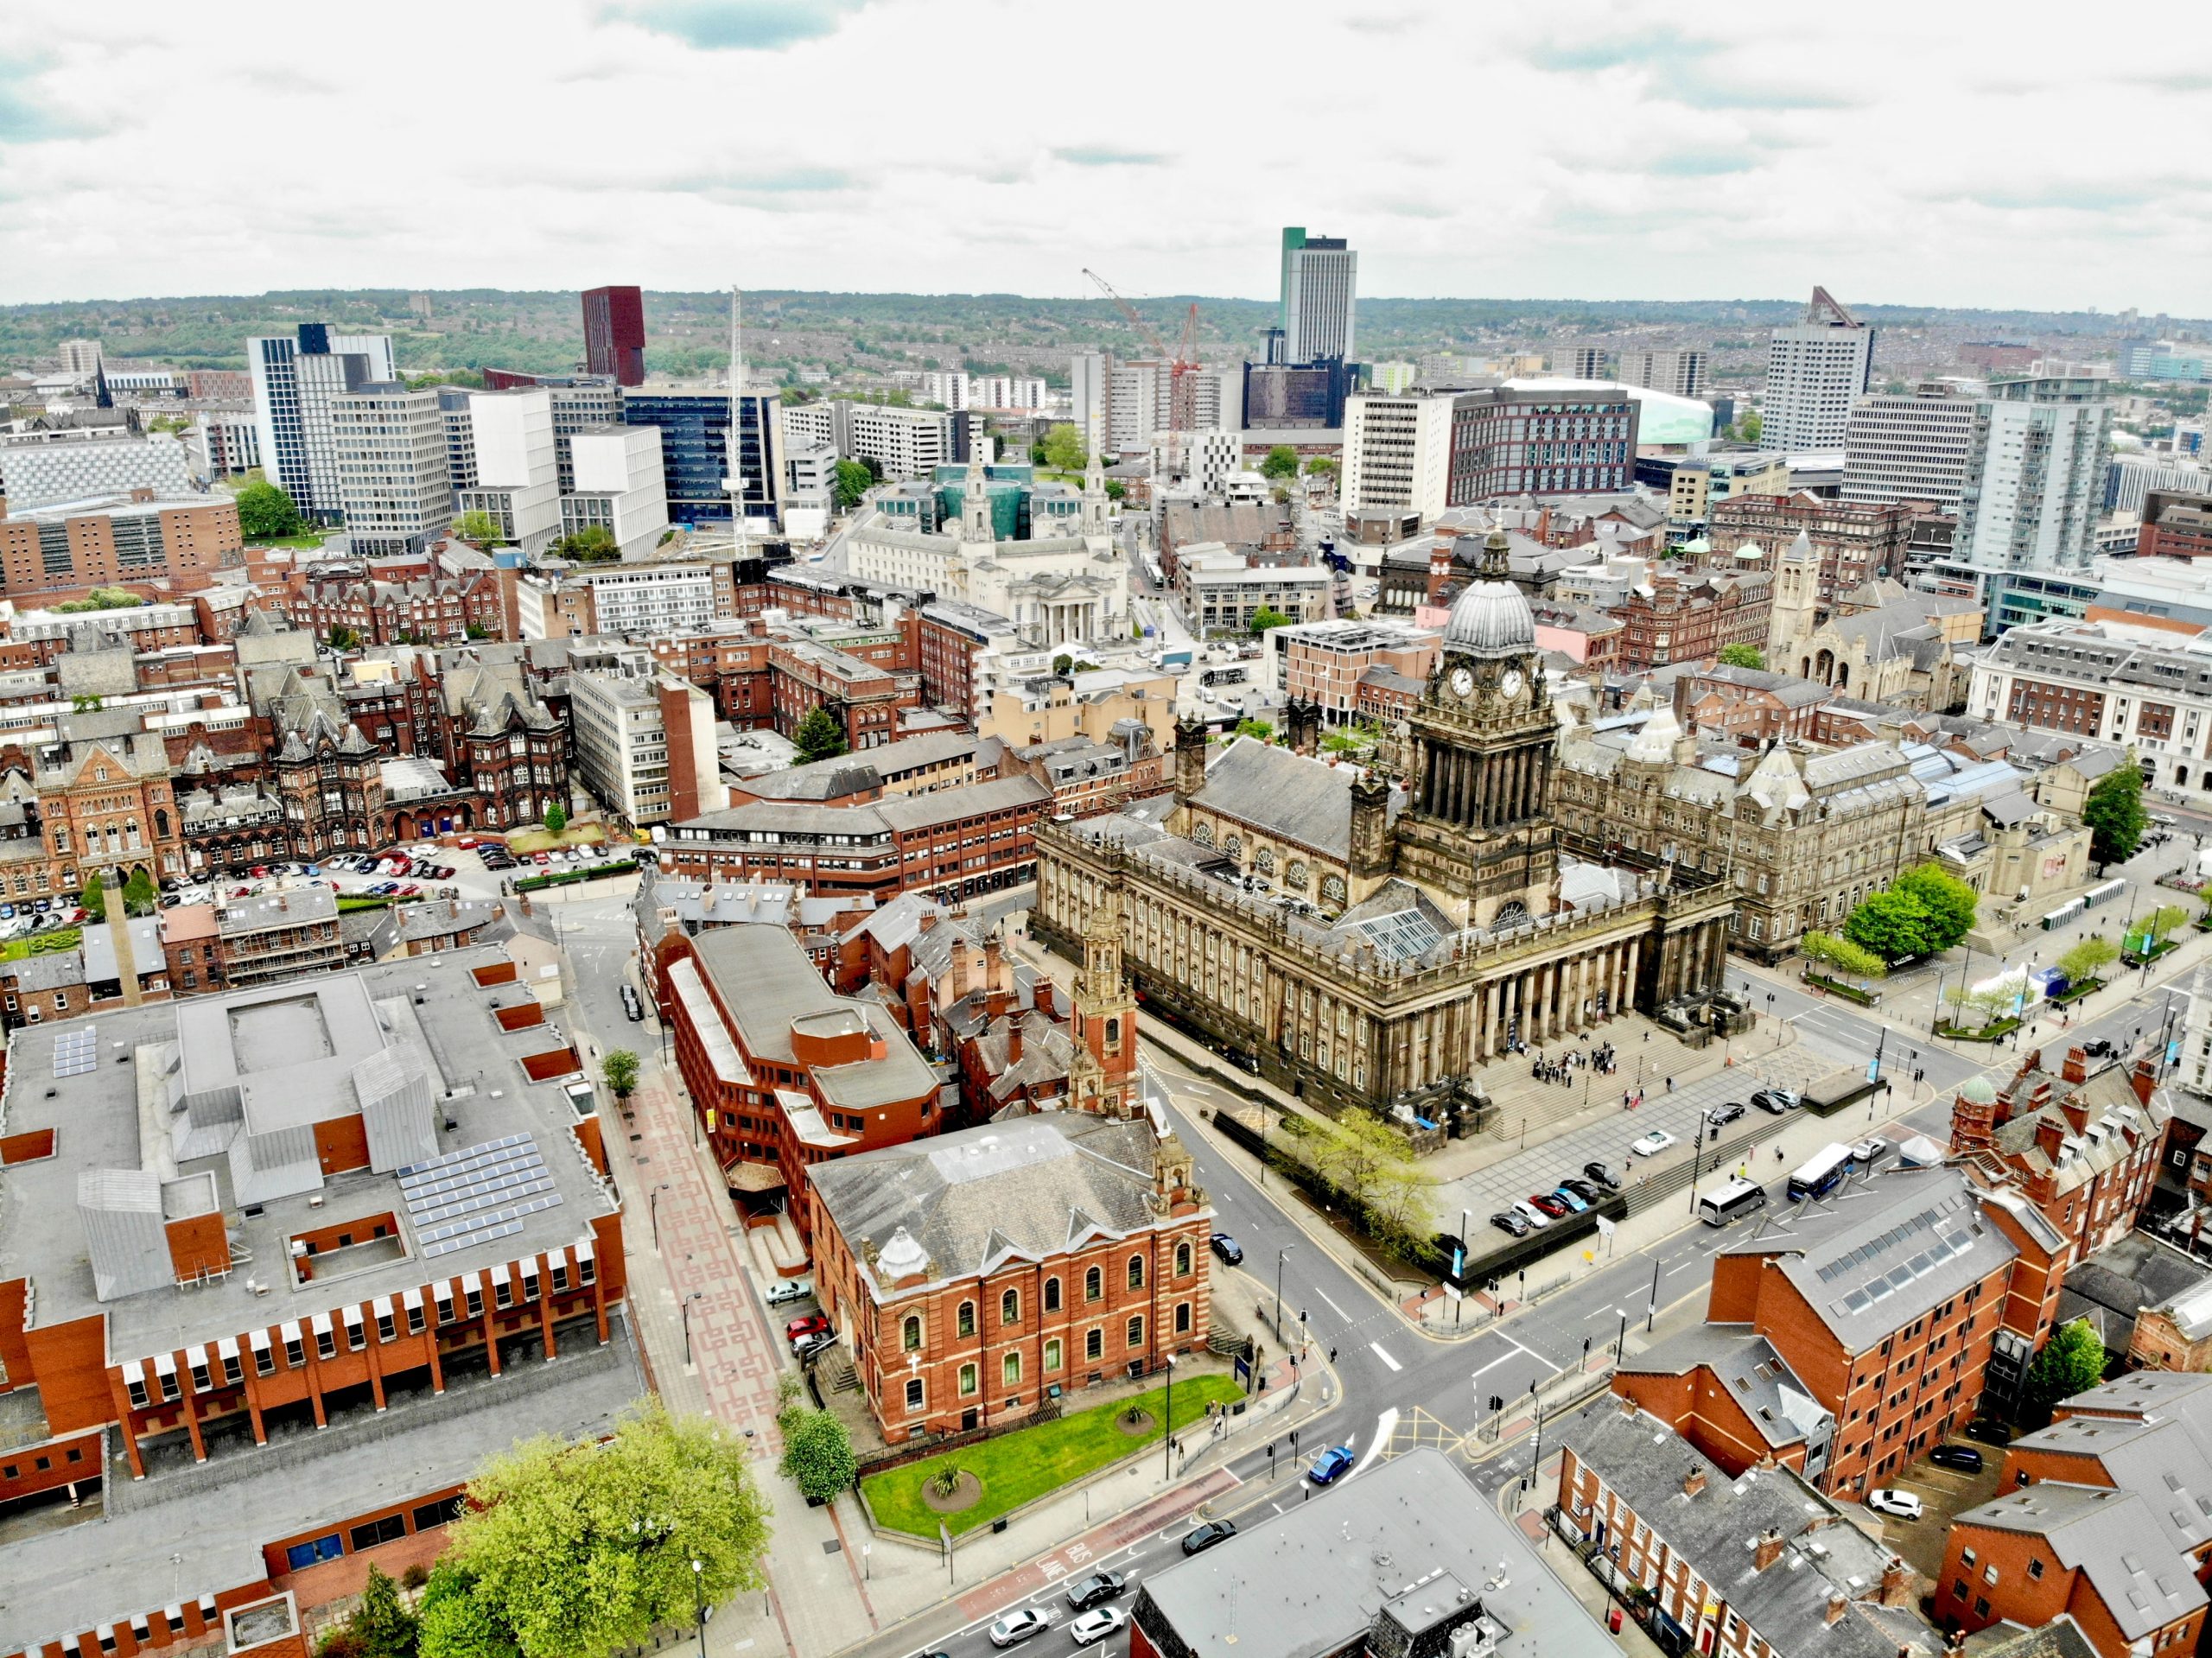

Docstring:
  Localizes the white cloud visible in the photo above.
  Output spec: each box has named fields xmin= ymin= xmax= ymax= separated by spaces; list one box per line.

xmin=1 ymin=0 xmax=2206 ymax=312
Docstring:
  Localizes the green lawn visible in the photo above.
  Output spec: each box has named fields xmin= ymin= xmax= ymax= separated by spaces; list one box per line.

xmin=245 ymin=534 xmax=329 ymax=549
xmin=862 ymin=1372 xmax=1243 ymax=1538
xmin=0 ymin=927 xmax=82 ymax=961
xmin=505 ymin=824 xmax=609 ymax=854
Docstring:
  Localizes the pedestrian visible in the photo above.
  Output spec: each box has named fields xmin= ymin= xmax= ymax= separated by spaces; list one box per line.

xmin=1666 ymin=1076 xmax=1675 ymax=1093
xmin=1329 ymin=1346 xmax=1338 ymax=1363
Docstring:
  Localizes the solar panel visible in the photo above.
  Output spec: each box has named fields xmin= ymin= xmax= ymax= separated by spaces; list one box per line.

xmin=53 ymin=1029 xmax=99 ymax=1077
xmin=397 ymin=1134 xmax=562 ymax=1255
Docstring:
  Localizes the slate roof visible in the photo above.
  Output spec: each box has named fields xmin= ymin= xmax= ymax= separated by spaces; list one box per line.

xmin=808 ymin=1114 xmax=1182 ymax=1292
xmin=1188 ymin=737 xmax=1402 ymax=860
xmin=1961 ymin=1615 xmax=2103 ymax=1658
xmin=2005 ymin=1411 xmax=2212 ymax=1562
xmin=1955 ymin=1483 xmax=2208 ymax=1639
xmin=1613 ymin=1324 xmax=1833 ymax=1452
xmin=1552 ymin=1399 xmax=1936 ymax=1658
xmin=1719 ymin=1166 xmax=2019 ymax=1356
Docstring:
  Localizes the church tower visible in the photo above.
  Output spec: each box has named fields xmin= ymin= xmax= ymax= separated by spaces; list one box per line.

xmin=958 ymin=454 xmax=995 ymax=543
xmin=1081 ymin=447 xmax=1109 ymax=535
xmin=1394 ymin=526 xmax=1559 ymax=929
xmin=1068 ymin=892 xmax=1139 ymax=1116
xmin=1766 ymin=530 xmax=1820 ymax=662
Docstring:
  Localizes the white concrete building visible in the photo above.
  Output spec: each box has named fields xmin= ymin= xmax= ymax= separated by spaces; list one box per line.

xmin=1841 ymin=379 xmax=1981 ymax=509
xmin=1341 ymin=393 xmax=1453 ymax=522
xmin=782 ymin=400 xmax=836 ymax=452
xmin=328 ymin=382 xmax=452 ymax=555
xmin=0 ymin=431 xmax=195 ymax=510
xmin=1955 ymin=378 xmax=2113 ymax=577
xmin=919 ymin=371 xmax=969 ymax=410
xmin=1071 ymin=351 xmax=1108 ymax=458
xmin=575 ymin=562 xmax=718 ymax=634
xmin=843 ymin=403 xmax=955 ymax=480
xmin=190 ymin=409 xmax=261 ymax=478
xmin=1281 ymin=228 xmax=1357 ymax=362
xmin=569 ymin=660 xmax=673 ymax=825
xmin=1175 ymin=544 xmax=1332 ymax=634
xmin=563 ymin=425 xmax=669 ymax=556
xmin=457 ymin=388 xmax=560 ymax=554
xmin=56 ymin=339 xmax=104 ymax=381
xmin=2109 ymin=454 xmax=2212 ymax=518
xmin=1761 ymin=288 xmax=1874 ymax=454
xmin=249 ymin=328 xmax=395 ymax=519
xmin=1614 ymin=348 xmax=1709 ymax=400
xmin=548 ymin=378 xmax=624 ymax=491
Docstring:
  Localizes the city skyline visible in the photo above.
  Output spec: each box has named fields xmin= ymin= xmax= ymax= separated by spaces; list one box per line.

xmin=3 ymin=0 xmax=2208 ymax=312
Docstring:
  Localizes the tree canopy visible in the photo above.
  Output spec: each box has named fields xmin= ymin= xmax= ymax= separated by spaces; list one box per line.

xmin=1841 ymin=886 xmax=1941 ymax=962
xmin=779 ymin=1406 xmax=858 ymax=1503
xmin=553 ymin=526 xmax=618 ymax=562
xmin=2021 ymin=1319 xmax=2106 ymax=1428
xmin=1891 ymin=863 xmax=1980 ymax=951
xmin=236 ymin=478 xmax=305 ymax=540
xmin=831 ymin=459 xmax=873 ymax=511
xmin=1717 ymin=643 xmax=1765 ymax=669
xmin=791 ymin=706 xmax=849 ymax=765
xmin=1799 ymin=930 xmax=1886 ymax=980
xmin=2083 ymin=764 xmax=2147 ymax=867
xmin=420 ymin=1401 xmax=771 ymax=1658
xmin=1041 ymin=423 xmax=1087 ymax=473
xmin=601 ymin=1050 xmax=639 ymax=1101
xmin=1258 ymin=445 xmax=1300 ymax=480
xmin=2056 ymin=934 xmax=2119 ymax=986
xmin=543 ymin=803 xmax=567 ymax=834
xmin=1249 ymin=606 xmax=1294 ymax=635
xmin=454 ymin=510 xmax=508 ymax=550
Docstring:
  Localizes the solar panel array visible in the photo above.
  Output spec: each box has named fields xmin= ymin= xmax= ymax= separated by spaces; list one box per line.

xmin=53 ymin=1029 xmax=99 ymax=1077
xmin=397 ymin=1134 xmax=563 ymax=1258
xmin=1828 ymin=1224 xmax=1978 ymax=1318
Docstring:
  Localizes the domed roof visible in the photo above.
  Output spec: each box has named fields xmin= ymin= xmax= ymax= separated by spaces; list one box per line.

xmin=1957 ymin=1075 xmax=1997 ymax=1104
xmin=1443 ymin=579 xmax=1536 ymax=657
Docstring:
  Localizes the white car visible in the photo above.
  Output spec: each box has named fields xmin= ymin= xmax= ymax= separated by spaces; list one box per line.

xmin=1070 ymin=1609 xmax=1126 ymax=1647
xmin=1866 ymin=1490 xmax=1923 ymax=1521
xmin=990 ymin=1609 xmax=1052 ymax=1648
xmin=1509 ymin=1199 xmax=1554 ymax=1230
xmin=1630 ymin=1129 xmax=1679 ymax=1158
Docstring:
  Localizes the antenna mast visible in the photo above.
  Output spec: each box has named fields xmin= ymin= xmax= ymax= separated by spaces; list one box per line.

xmin=728 ymin=285 xmax=750 ymax=559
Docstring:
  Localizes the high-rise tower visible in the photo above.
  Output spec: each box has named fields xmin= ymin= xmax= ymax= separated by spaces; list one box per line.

xmin=1279 ymin=228 xmax=1357 ymax=363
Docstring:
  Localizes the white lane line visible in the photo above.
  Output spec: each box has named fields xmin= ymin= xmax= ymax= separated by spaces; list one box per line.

xmin=1665 ymin=1256 xmax=1705 ymax=1275
xmin=1369 ymin=1341 xmax=1403 ymax=1372
xmin=1497 ymin=1331 xmax=1561 ymax=1371
xmin=1347 ymin=1408 xmax=1399 ymax=1481
xmin=1315 ymin=1288 xmax=1349 ymax=1319
xmin=1471 ymin=1351 xmax=1516 ymax=1378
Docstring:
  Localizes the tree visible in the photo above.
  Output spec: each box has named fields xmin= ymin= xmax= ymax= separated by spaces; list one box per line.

xmin=1041 ymin=422 xmax=1087 ymax=473
xmin=328 ymin=626 xmax=362 ymax=651
xmin=2083 ymin=765 xmax=2147 ymax=867
xmin=1799 ymin=930 xmax=1886 ymax=980
xmin=454 ymin=510 xmax=508 ymax=550
xmin=80 ymin=874 xmax=107 ymax=922
xmin=1735 ymin=412 xmax=1763 ymax=445
xmin=1305 ymin=456 xmax=1338 ymax=486
xmin=1052 ymin=653 xmax=1076 ymax=677
xmin=778 ymin=1407 xmax=857 ymax=1503
xmin=2056 ymin=934 xmax=2119 ymax=986
xmin=122 ymin=868 xmax=157 ymax=918
xmin=1892 ymin=863 xmax=1980 ymax=953
xmin=1249 ymin=606 xmax=1294 ymax=635
xmin=433 ymin=1401 xmax=770 ymax=1658
xmin=236 ymin=479 xmax=305 ymax=540
xmin=543 ymin=803 xmax=567 ymax=835
xmin=1841 ymin=886 xmax=1936 ymax=962
xmin=467 ymin=621 xmax=493 ymax=639
xmin=791 ymin=707 xmax=849 ymax=765
xmin=2021 ymin=1319 xmax=2106 ymax=1428
xmin=1258 ymin=445 xmax=1300 ymax=481
xmin=831 ymin=459 xmax=873 ymax=511
xmin=601 ymin=1050 xmax=639 ymax=1102
xmin=1717 ymin=643 xmax=1765 ymax=670
xmin=1104 ymin=479 xmax=1126 ymax=502
xmin=552 ymin=525 xmax=618 ymax=562
xmin=416 ymin=1564 xmax=515 ymax=1658
xmin=349 ymin=1566 xmax=420 ymax=1658
xmin=2134 ymin=904 xmax=2191 ymax=953
xmin=1233 ymin=719 xmax=1274 ymax=742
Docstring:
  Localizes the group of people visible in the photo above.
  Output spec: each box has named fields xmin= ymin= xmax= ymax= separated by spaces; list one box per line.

xmin=1526 ymin=1041 xmax=1619 ymax=1089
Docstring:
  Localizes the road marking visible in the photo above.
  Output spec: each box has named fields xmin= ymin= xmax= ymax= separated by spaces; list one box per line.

xmin=1315 ymin=1289 xmax=1348 ymax=1319
xmin=1348 ymin=1409 xmax=1398 ymax=1480
xmin=1497 ymin=1332 xmax=1560 ymax=1371
xmin=1369 ymin=1341 xmax=1402 ymax=1371
xmin=1665 ymin=1257 xmax=1704 ymax=1275
xmin=1471 ymin=1351 xmax=1516 ymax=1378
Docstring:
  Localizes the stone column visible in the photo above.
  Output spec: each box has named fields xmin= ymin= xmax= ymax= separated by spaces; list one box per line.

xmin=1624 ymin=937 xmax=1643 ymax=1013
xmin=1474 ymin=753 xmax=1491 ymax=829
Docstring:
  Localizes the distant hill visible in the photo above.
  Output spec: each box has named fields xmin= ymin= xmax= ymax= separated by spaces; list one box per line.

xmin=0 ymin=288 xmax=2173 ymax=382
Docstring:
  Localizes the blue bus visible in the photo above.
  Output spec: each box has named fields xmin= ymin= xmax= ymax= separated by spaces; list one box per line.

xmin=1786 ymin=1143 xmax=1853 ymax=1202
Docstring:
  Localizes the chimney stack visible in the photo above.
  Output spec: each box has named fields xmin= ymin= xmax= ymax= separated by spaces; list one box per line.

xmin=1879 ymin=1559 xmax=1916 ymax=1608
xmin=1824 ymin=1593 xmax=1847 ymax=1627
xmin=1682 ymin=1466 xmax=1707 ymax=1498
xmin=1007 ymin=1019 xmax=1024 ymax=1068
xmin=2062 ymin=1046 xmax=2088 ymax=1083
xmin=1754 ymin=1529 xmax=1785 ymax=1572
xmin=2131 ymin=1057 xmax=2159 ymax=1105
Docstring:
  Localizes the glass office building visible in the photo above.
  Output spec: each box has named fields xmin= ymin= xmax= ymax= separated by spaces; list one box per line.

xmin=622 ymin=390 xmax=781 ymax=526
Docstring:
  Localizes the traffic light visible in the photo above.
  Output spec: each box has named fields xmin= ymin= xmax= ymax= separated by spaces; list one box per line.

xmin=1490 ymin=1394 xmax=1504 ymax=1413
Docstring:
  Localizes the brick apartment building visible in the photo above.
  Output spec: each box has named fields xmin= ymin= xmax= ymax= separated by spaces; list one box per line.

xmin=650 ymin=923 xmax=944 ymax=1220
xmin=1949 ymin=1051 xmax=2171 ymax=1261
xmin=1673 ymin=663 xmax=1834 ymax=746
xmin=0 ymin=952 xmax=629 ymax=1658
xmin=1008 ymin=733 xmax=1163 ymax=820
xmin=2139 ymin=492 xmax=2212 ymax=561
xmin=1708 ymin=496 xmax=1916 ymax=617
xmin=1611 ymin=569 xmax=1773 ymax=672
xmin=281 ymin=569 xmax=506 ymax=646
xmin=1554 ymin=1397 xmax=1941 ymax=1658
xmin=1267 ymin=619 xmax=1440 ymax=727
xmin=0 ymin=492 xmax=242 ymax=600
xmin=657 ymin=774 xmax=1050 ymax=904
xmin=768 ymin=636 xmax=920 ymax=751
xmin=1614 ymin=1166 xmax=2064 ymax=1496
xmin=807 ymin=1115 xmax=1212 ymax=1439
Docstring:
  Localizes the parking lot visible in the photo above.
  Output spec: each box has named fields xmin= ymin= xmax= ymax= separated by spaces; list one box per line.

xmin=1864 ymin=1437 xmax=2006 ymax=1579
xmin=162 ymin=840 xmax=644 ymax=913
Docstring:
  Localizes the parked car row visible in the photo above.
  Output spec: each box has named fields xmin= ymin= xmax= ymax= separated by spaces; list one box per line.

xmin=1491 ymin=1161 xmax=1623 ymax=1236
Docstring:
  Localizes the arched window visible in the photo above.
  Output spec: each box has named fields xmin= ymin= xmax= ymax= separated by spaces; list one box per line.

xmin=1045 ymin=1337 xmax=1063 ymax=1372
xmin=1174 ymin=1241 xmax=1192 ymax=1276
xmin=1192 ymin=822 xmax=1214 ymax=848
xmin=154 ymin=809 xmax=170 ymax=839
xmin=1224 ymin=834 xmax=1243 ymax=858
xmin=901 ymin=1315 xmax=922 ymax=1352
xmin=1287 ymin=859 xmax=1309 ymax=888
xmin=1127 ymin=1254 xmax=1145 ymax=1291
xmin=957 ymin=1300 xmax=976 ymax=1337
xmin=1084 ymin=1266 xmax=1103 ymax=1302
xmin=1175 ymin=1302 xmax=1192 ymax=1334
xmin=1104 ymin=1016 xmax=1121 ymax=1050
xmin=1255 ymin=848 xmax=1275 ymax=874
xmin=1321 ymin=874 xmax=1346 ymax=906
xmin=957 ymin=1363 xmax=977 ymax=1397
xmin=1001 ymin=1288 xmax=1020 ymax=1326
xmin=1085 ymin=1328 xmax=1103 ymax=1361
xmin=1126 ymin=1315 xmax=1145 ymax=1349
xmin=1002 ymin=1351 xmax=1021 ymax=1387
xmin=1044 ymin=1276 xmax=1062 ymax=1312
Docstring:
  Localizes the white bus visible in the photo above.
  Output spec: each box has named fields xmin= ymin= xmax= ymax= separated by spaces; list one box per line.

xmin=1786 ymin=1143 xmax=1854 ymax=1203
xmin=1698 ymin=1178 xmax=1769 ymax=1227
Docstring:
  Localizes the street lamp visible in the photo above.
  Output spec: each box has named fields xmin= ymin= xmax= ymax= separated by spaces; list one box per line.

xmin=1274 ymin=1245 xmax=1295 ymax=1340
xmin=652 ymin=1183 xmax=670 ymax=1252
xmin=683 ymin=1291 xmax=703 ymax=1365
xmin=1616 ymin=1308 xmax=1629 ymax=1365
xmin=691 ymin=1560 xmax=707 ymax=1658
xmin=1455 ymin=1210 xmax=1470 ymax=1327
xmin=1687 ymin=1108 xmax=1713 ymax=1217
xmin=1162 ymin=1356 xmax=1176 ymax=1480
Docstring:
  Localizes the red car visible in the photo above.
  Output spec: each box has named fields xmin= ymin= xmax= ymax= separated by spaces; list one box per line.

xmin=785 ymin=1313 xmax=830 ymax=1345
xmin=1527 ymin=1193 xmax=1572 ymax=1219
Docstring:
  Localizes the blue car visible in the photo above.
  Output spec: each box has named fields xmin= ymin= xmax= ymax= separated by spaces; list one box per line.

xmin=1549 ymin=1185 xmax=1590 ymax=1214
xmin=1308 ymin=1445 xmax=1356 ymax=1486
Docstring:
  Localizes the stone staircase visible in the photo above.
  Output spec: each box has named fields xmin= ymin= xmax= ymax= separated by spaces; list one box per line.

xmin=1471 ymin=1019 xmax=1717 ymax=1145
xmin=824 ymin=1357 xmax=861 ymax=1394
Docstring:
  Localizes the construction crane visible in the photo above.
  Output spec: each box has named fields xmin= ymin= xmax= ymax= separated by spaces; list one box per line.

xmin=1082 ymin=268 xmax=1202 ymax=473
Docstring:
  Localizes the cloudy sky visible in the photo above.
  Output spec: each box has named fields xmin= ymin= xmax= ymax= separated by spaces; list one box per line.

xmin=3 ymin=0 xmax=2205 ymax=312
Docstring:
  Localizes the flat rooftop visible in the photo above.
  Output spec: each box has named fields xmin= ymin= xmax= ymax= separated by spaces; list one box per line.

xmin=0 ymin=948 xmax=614 ymax=1357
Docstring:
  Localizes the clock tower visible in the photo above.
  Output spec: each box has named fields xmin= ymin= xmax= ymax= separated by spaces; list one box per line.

xmin=1394 ymin=527 xmax=1558 ymax=927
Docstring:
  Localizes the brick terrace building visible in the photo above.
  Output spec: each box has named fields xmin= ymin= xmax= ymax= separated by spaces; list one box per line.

xmin=1614 ymin=1166 xmax=2064 ymax=1496
xmin=1009 ymin=733 xmax=1162 ymax=820
xmin=0 ymin=952 xmax=627 ymax=1658
xmin=1709 ymin=496 xmax=1916 ymax=618
xmin=1265 ymin=619 xmax=1440 ymax=727
xmin=650 ymin=923 xmax=943 ymax=1221
xmin=658 ymin=774 xmax=1049 ymax=904
xmin=807 ymin=1115 xmax=1211 ymax=1439
xmin=1553 ymin=1397 xmax=1941 ymax=1658
xmin=281 ymin=569 xmax=505 ymax=645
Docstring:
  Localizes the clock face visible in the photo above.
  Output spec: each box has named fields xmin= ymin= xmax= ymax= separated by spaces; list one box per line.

xmin=1449 ymin=666 xmax=1474 ymax=696
xmin=1501 ymin=668 xmax=1525 ymax=698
